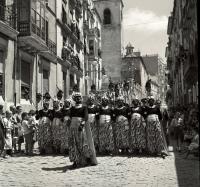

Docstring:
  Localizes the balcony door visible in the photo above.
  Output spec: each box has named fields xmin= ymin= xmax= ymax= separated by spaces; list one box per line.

xmin=0 ymin=50 xmax=4 ymax=97
xmin=21 ymin=60 xmax=31 ymax=100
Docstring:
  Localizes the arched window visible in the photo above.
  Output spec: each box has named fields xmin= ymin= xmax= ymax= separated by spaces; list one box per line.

xmin=103 ymin=8 xmax=111 ymax=25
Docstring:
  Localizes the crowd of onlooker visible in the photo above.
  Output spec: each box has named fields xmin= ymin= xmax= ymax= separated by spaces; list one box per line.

xmin=167 ymin=104 xmax=199 ymax=158
xmin=0 ymin=105 xmax=38 ymax=158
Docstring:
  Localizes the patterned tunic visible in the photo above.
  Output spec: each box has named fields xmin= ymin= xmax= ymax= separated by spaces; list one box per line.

xmin=52 ymin=109 xmax=63 ymax=152
xmin=87 ymin=105 xmax=99 ymax=150
xmin=69 ymin=105 xmax=97 ymax=166
xmin=60 ymin=108 xmax=70 ymax=152
xmin=98 ymin=106 xmax=114 ymax=153
xmin=113 ymin=106 xmax=130 ymax=150
xmin=36 ymin=110 xmax=53 ymax=153
xmin=145 ymin=106 xmax=166 ymax=154
xmin=130 ymin=107 xmax=146 ymax=150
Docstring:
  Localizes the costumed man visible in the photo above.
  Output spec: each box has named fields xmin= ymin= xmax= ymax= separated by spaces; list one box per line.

xmin=130 ymin=99 xmax=146 ymax=154
xmin=51 ymin=97 xmax=63 ymax=154
xmin=98 ymin=95 xmax=114 ymax=155
xmin=113 ymin=96 xmax=130 ymax=154
xmin=87 ymin=94 xmax=99 ymax=152
xmin=145 ymin=96 xmax=169 ymax=158
xmin=60 ymin=99 xmax=71 ymax=154
xmin=36 ymin=98 xmax=53 ymax=154
xmin=68 ymin=92 xmax=97 ymax=168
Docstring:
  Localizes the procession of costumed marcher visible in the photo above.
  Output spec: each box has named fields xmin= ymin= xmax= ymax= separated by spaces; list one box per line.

xmin=2 ymin=81 xmax=199 ymax=167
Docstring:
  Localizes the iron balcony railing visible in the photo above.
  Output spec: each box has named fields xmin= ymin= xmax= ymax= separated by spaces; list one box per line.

xmin=47 ymin=39 xmax=57 ymax=55
xmin=18 ymin=8 xmax=46 ymax=41
xmin=0 ymin=4 xmax=16 ymax=29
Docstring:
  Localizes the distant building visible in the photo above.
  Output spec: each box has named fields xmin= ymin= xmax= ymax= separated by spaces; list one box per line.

xmin=94 ymin=0 xmax=124 ymax=87
xmin=121 ymin=43 xmax=148 ymax=100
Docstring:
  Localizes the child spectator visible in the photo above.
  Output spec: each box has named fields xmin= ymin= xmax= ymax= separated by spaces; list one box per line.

xmin=2 ymin=111 xmax=13 ymax=158
xmin=22 ymin=112 xmax=34 ymax=156
xmin=28 ymin=110 xmax=37 ymax=151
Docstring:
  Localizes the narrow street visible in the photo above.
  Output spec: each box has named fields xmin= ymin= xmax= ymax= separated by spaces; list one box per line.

xmin=0 ymin=145 xmax=199 ymax=187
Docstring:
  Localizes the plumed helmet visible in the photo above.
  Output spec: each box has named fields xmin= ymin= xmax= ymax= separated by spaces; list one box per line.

xmin=141 ymin=98 xmax=147 ymax=103
xmin=88 ymin=94 xmax=95 ymax=102
xmin=43 ymin=98 xmax=50 ymax=104
xmin=53 ymin=97 xmax=59 ymax=103
xmin=148 ymin=95 xmax=155 ymax=101
xmin=132 ymin=98 xmax=139 ymax=105
xmin=44 ymin=92 xmax=51 ymax=100
xmin=72 ymin=92 xmax=82 ymax=101
xmin=101 ymin=94 xmax=109 ymax=101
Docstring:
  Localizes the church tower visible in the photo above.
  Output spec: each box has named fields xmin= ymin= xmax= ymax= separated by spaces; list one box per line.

xmin=94 ymin=0 xmax=124 ymax=85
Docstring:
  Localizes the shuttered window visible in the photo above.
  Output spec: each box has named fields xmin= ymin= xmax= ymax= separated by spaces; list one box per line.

xmin=43 ymin=69 xmax=49 ymax=93
xmin=63 ymin=71 xmax=67 ymax=99
xmin=0 ymin=50 xmax=4 ymax=96
xmin=21 ymin=60 xmax=30 ymax=99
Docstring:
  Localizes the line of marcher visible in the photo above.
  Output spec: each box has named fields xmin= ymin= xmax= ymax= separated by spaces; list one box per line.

xmin=0 ymin=91 xmax=199 ymax=168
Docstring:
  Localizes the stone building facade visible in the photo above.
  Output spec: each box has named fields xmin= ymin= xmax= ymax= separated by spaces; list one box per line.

xmin=94 ymin=0 xmax=124 ymax=87
xmin=166 ymin=0 xmax=198 ymax=107
xmin=83 ymin=0 xmax=102 ymax=95
xmin=0 ymin=0 xmax=103 ymax=111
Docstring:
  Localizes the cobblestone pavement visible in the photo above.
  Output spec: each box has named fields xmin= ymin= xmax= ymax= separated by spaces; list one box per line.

xmin=0 ymin=147 xmax=199 ymax=187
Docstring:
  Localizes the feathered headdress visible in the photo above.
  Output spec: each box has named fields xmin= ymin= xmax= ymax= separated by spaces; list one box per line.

xmin=72 ymin=92 xmax=82 ymax=101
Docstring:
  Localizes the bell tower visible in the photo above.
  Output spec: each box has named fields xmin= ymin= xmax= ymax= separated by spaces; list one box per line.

xmin=94 ymin=0 xmax=124 ymax=85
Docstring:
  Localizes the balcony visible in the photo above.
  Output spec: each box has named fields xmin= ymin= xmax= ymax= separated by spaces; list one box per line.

xmin=89 ymin=51 xmax=98 ymax=62
xmin=0 ymin=4 xmax=18 ymax=39
xmin=184 ymin=53 xmax=198 ymax=83
xmin=18 ymin=8 xmax=48 ymax=52
xmin=69 ymin=0 xmax=77 ymax=9
xmin=75 ymin=0 xmax=82 ymax=18
xmin=83 ymin=20 xmax=89 ymax=34
xmin=89 ymin=27 xmax=100 ymax=38
xmin=60 ymin=11 xmax=72 ymax=34
xmin=70 ymin=54 xmax=83 ymax=76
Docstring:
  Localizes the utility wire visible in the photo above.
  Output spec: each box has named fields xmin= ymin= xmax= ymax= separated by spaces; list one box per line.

xmin=124 ymin=20 xmax=167 ymax=27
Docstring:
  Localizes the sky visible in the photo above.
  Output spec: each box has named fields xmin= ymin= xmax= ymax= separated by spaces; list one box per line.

xmin=122 ymin=0 xmax=174 ymax=62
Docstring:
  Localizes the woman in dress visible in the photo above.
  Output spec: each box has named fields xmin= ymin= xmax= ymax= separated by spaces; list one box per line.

xmin=36 ymin=99 xmax=53 ymax=154
xmin=130 ymin=99 xmax=146 ymax=154
xmin=60 ymin=99 xmax=71 ymax=154
xmin=98 ymin=95 xmax=114 ymax=155
xmin=145 ymin=96 xmax=169 ymax=158
xmin=68 ymin=92 xmax=97 ymax=168
xmin=87 ymin=95 xmax=99 ymax=152
xmin=51 ymin=98 xmax=63 ymax=154
xmin=113 ymin=96 xmax=130 ymax=154
xmin=2 ymin=111 xmax=13 ymax=157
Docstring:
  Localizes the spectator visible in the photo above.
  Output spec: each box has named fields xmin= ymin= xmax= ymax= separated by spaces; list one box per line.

xmin=22 ymin=112 xmax=34 ymax=156
xmin=28 ymin=110 xmax=37 ymax=150
xmin=10 ymin=105 xmax=18 ymax=153
xmin=2 ymin=111 xmax=13 ymax=158
xmin=184 ymin=127 xmax=199 ymax=158
xmin=171 ymin=112 xmax=184 ymax=152
xmin=16 ymin=105 xmax=24 ymax=153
